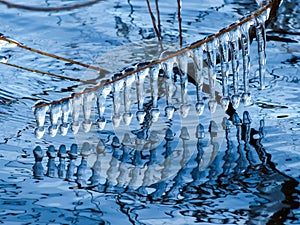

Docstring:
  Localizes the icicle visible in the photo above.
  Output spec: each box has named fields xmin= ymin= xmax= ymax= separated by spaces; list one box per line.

xmin=71 ymin=94 xmax=82 ymax=134
xmin=178 ymin=52 xmax=191 ymax=118
xmin=256 ymin=15 xmax=267 ymax=90
xmin=96 ymin=83 xmax=111 ymax=130
xmin=60 ymin=100 xmax=71 ymax=136
xmin=150 ymin=64 xmax=160 ymax=122
xmin=206 ymin=38 xmax=218 ymax=113
xmin=46 ymin=145 xmax=57 ymax=178
xmin=112 ymin=73 xmax=124 ymax=127
xmin=229 ymin=29 xmax=241 ymax=109
xmin=240 ymin=20 xmax=253 ymax=105
xmin=193 ymin=46 xmax=205 ymax=115
xmin=82 ymin=92 xmax=95 ymax=133
xmin=123 ymin=74 xmax=135 ymax=125
xmin=48 ymin=103 xmax=62 ymax=137
xmin=218 ymin=33 xmax=230 ymax=110
xmin=206 ymin=37 xmax=218 ymax=87
xmin=135 ymin=63 xmax=149 ymax=124
xmin=58 ymin=145 xmax=67 ymax=179
xmin=163 ymin=59 xmax=176 ymax=120
xmin=33 ymin=104 xmax=49 ymax=139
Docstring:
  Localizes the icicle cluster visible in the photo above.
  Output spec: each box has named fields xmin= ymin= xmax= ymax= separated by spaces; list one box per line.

xmin=33 ymin=5 xmax=269 ymax=139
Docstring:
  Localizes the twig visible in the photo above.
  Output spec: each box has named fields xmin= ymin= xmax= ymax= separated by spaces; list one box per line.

xmin=0 ymin=0 xmax=103 ymax=11
xmin=155 ymin=0 xmax=161 ymax=34
xmin=0 ymin=36 xmax=111 ymax=75
xmin=1 ymin=61 xmax=95 ymax=84
xmin=145 ymin=0 xmax=162 ymax=46
xmin=177 ymin=0 xmax=183 ymax=48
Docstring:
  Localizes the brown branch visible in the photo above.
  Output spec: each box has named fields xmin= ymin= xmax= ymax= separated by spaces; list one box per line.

xmin=33 ymin=1 xmax=278 ymax=108
xmin=177 ymin=0 xmax=183 ymax=48
xmin=0 ymin=36 xmax=110 ymax=75
xmin=155 ymin=0 xmax=161 ymax=34
xmin=0 ymin=0 xmax=103 ymax=12
xmin=1 ymin=61 xmax=97 ymax=84
xmin=145 ymin=0 xmax=162 ymax=45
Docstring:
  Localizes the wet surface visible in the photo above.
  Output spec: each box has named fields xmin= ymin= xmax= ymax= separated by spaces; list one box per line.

xmin=0 ymin=0 xmax=300 ymax=224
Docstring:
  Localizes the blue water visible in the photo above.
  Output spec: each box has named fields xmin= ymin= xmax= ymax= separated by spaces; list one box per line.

xmin=0 ymin=0 xmax=299 ymax=224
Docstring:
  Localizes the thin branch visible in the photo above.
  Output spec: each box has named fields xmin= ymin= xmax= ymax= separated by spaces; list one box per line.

xmin=1 ymin=61 xmax=95 ymax=84
xmin=145 ymin=0 xmax=162 ymax=46
xmin=0 ymin=36 xmax=111 ymax=75
xmin=33 ymin=1 xmax=278 ymax=108
xmin=0 ymin=0 xmax=103 ymax=11
xmin=177 ymin=0 xmax=183 ymax=48
xmin=155 ymin=0 xmax=161 ymax=34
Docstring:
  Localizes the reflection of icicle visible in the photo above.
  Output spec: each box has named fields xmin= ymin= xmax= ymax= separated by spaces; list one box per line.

xmin=66 ymin=144 xmax=78 ymax=182
xmin=82 ymin=92 xmax=95 ymax=133
xmin=96 ymin=83 xmax=111 ymax=130
xmin=193 ymin=46 xmax=205 ymax=115
xmin=90 ymin=139 xmax=106 ymax=188
xmin=123 ymin=74 xmax=135 ymax=125
xmin=240 ymin=20 xmax=253 ymax=105
xmin=46 ymin=145 xmax=57 ymax=177
xmin=33 ymin=146 xmax=44 ymax=179
xmin=128 ymin=142 xmax=145 ymax=190
xmin=206 ymin=39 xmax=218 ymax=113
xmin=49 ymin=103 xmax=62 ymax=137
xmin=77 ymin=142 xmax=93 ymax=187
xmin=166 ymin=127 xmax=192 ymax=198
xmin=218 ymin=33 xmax=230 ymax=110
xmin=116 ymin=133 xmax=133 ymax=189
xmin=229 ymin=29 xmax=241 ymax=109
xmin=106 ymin=137 xmax=122 ymax=190
xmin=150 ymin=65 xmax=160 ymax=122
xmin=58 ymin=145 xmax=67 ymax=179
xmin=179 ymin=52 xmax=191 ymax=118
xmin=256 ymin=15 xmax=267 ymax=90
xmin=141 ymin=131 xmax=162 ymax=189
xmin=34 ymin=104 xmax=49 ymax=139
xmin=136 ymin=63 xmax=149 ymax=124
xmin=71 ymin=94 xmax=82 ymax=134
xmin=60 ymin=100 xmax=71 ymax=136
xmin=150 ymin=128 xmax=174 ymax=200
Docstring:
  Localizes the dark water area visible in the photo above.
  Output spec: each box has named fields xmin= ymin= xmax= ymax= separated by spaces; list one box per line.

xmin=0 ymin=0 xmax=300 ymax=224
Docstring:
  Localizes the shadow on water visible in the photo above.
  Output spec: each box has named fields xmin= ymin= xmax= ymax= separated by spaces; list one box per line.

xmin=33 ymin=106 xmax=300 ymax=224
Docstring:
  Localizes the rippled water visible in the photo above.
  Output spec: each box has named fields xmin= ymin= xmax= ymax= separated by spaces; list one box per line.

xmin=0 ymin=0 xmax=299 ymax=224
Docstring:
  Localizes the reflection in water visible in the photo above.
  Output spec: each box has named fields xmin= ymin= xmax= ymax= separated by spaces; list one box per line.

xmin=33 ymin=108 xmax=300 ymax=224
